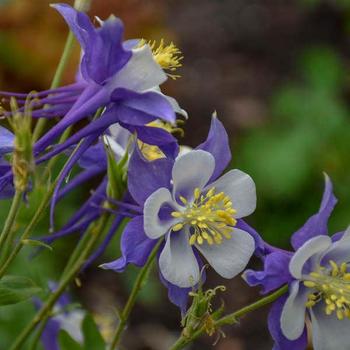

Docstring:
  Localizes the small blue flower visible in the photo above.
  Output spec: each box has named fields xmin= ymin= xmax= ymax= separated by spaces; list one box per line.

xmin=35 ymin=283 xmax=85 ymax=350
xmin=244 ymin=175 xmax=345 ymax=350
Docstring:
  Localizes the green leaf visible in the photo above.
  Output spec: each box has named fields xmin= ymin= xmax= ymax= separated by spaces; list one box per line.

xmin=21 ymin=239 xmax=53 ymax=251
xmin=58 ymin=330 xmax=83 ymax=350
xmin=0 ymin=275 xmax=41 ymax=306
xmin=82 ymin=314 xmax=105 ymax=350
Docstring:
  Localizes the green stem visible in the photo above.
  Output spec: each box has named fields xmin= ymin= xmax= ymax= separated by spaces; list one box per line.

xmin=0 ymin=137 xmax=89 ymax=279
xmin=0 ymin=190 xmax=23 ymax=254
xmin=10 ymin=214 xmax=109 ymax=350
xmin=108 ymin=240 xmax=162 ymax=350
xmin=32 ymin=31 xmax=76 ymax=142
xmin=170 ymin=285 xmax=288 ymax=350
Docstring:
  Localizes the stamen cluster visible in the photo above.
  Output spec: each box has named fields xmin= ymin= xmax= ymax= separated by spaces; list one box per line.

xmin=139 ymin=39 xmax=183 ymax=79
xmin=171 ymin=187 xmax=237 ymax=246
xmin=304 ymin=260 xmax=350 ymax=320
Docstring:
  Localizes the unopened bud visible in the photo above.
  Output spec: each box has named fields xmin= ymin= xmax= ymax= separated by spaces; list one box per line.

xmin=9 ymin=97 xmax=35 ymax=192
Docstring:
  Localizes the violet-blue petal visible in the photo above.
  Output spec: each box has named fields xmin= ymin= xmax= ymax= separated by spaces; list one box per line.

xmin=243 ymin=251 xmax=292 ymax=294
xmin=37 ymin=109 xmax=118 ymax=163
xmin=196 ymin=115 xmax=231 ymax=182
xmin=101 ymin=215 xmax=157 ymax=272
xmin=49 ymin=135 xmax=97 ymax=228
xmin=83 ymin=215 xmax=125 ymax=270
xmin=0 ymin=126 xmax=14 ymax=156
xmin=128 ymin=146 xmax=173 ymax=205
xmin=268 ymin=296 xmax=308 ymax=350
xmin=34 ymin=83 xmax=107 ymax=154
xmin=41 ymin=318 xmax=60 ymax=350
xmin=291 ymin=174 xmax=337 ymax=250
xmin=236 ymin=219 xmax=266 ymax=257
xmin=111 ymin=88 xmax=176 ymax=125
xmin=122 ymin=123 xmax=179 ymax=158
xmin=57 ymin=167 xmax=103 ymax=203
xmin=78 ymin=141 xmax=106 ymax=169
xmin=159 ymin=271 xmax=191 ymax=315
xmin=89 ymin=15 xmax=131 ymax=84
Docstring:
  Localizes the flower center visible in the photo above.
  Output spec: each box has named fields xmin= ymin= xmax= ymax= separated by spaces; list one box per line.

xmin=171 ymin=187 xmax=237 ymax=246
xmin=303 ymin=260 xmax=350 ymax=320
xmin=138 ymin=39 xmax=183 ymax=79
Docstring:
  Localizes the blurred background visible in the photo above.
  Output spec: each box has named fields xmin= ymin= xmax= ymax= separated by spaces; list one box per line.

xmin=0 ymin=0 xmax=350 ymax=349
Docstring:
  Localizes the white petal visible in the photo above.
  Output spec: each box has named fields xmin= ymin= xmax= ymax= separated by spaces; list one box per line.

xmin=196 ymin=228 xmax=255 ymax=279
xmin=172 ymin=150 xmax=215 ymax=202
xmin=208 ymin=169 xmax=256 ymax=219
xmin=159 ymin=229 xmax=200 ymax=288
xmin=144 ymin=188 xmax=181 ymax=239
xmin=108 ymin=45 xmax=167 ymax=93
xmin=289 ymin=235 xmax=331 ymax=279
xmin=280 ymin=281 xmax=308 ymax=340
xmin=55 ymin=309 xmax=85 ymax=344
xmin=310 ymin=305 xmax=350 ymax=350
xmin=322 ymin=226 xmax=350 ymax=264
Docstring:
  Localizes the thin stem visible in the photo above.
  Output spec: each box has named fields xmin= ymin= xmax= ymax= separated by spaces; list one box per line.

xmin=32 ymin=31 xmax=76 ymax=142
xmin=108 ymin=240 xmax=163 ymax=350
xmin=170 ymin=285 xmax=288 ymax=350
xmin=0 ymin=190 xmax=23 ymax=255
xmin=10 ymin=214 xmax=109 ymax=350
xmin=0 ymin=137 xmax=89 ymax=279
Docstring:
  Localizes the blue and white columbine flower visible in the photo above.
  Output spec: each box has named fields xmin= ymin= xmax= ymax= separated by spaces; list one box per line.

xmin=244 ymin=175 xmax=350 ymax=350
xmin=103 ymin=116 xmax=259 ymax=293
xmin=280 ymin=226 xmax=350 ymax=350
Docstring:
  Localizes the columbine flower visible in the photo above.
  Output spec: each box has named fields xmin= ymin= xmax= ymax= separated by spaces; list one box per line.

xmin=243 ymin=174 xmax=347 ymax=350
xmin=35 ymin=284 xmax=85 ymax=350
xmin=1 ymin=3 xmax=185 ymax=162
xmin=102 ymin=116 xmax=260 ymax=309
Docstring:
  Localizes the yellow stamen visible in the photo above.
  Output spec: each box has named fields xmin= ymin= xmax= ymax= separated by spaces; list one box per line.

xmin=139 ymin=39 xmax=183 ymax=79
xmin=170 ymin=186 xmax=237 ymax=247
xmin=304 ymin=260 xmax=350 ymax=320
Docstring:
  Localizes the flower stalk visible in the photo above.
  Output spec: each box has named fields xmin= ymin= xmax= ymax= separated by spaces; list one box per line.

xmin=108 ymin=239 xmax=163 ymax=350
xmin=170 ymin=285 xmax=288 ymax=350
xmin=9 ymin=213 xmax=109 ymax=350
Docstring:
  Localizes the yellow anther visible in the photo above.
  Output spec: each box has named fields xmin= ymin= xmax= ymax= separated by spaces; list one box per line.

xmin=337 ymin=310 xmax=344 ymax=320
xmin=180 ymin=196 xmax=187 ymax=204
xmin=171 ymin=211 xmax=182 ymax=218
xmin=304 ymin=260 xmax=350 ymax=320
xmin=189 ymin=235 xmax=197 ymax=246
xmin=304 ymin=281 xmax=316 ymax=288
xmin=194 ymin=188 xmax=201 ymax=200
xmin=197 ymin=236 xmax=204 ymax=245
xmin=206 ymin=187 xmax=215 ymax=197
xmin=172 ymin=223 xmax=183 ymax=232
xmin=139 ymin=39 xmax=183 ymax=79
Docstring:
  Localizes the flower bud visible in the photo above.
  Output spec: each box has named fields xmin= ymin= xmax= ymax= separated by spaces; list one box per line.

xmin=9 ymin=97 xmax=35 ymax=192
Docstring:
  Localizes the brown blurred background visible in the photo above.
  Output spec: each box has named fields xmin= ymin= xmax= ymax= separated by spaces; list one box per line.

xmin=1 ymin=0 xmax=350 ymax=349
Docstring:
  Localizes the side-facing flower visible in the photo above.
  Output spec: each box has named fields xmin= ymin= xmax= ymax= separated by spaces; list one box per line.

xmin=244 ymin=175 xmax=346 ymax=350
xmin=102 ymin=115 xmax=258 ymax=307
xmin=2 ymin=3 xmax=184 ymax=162
xmin=34 ymin=284 xmax=85 ymax=350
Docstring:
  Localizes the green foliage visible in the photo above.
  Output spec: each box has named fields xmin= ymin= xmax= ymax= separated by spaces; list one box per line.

xmin=238 ymin=46 xmax=350 ymax=246
xmin=0 ymin=275 xmax=41 ymax=306
xmin=82 ymin=314 xmax=105 ymax=350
